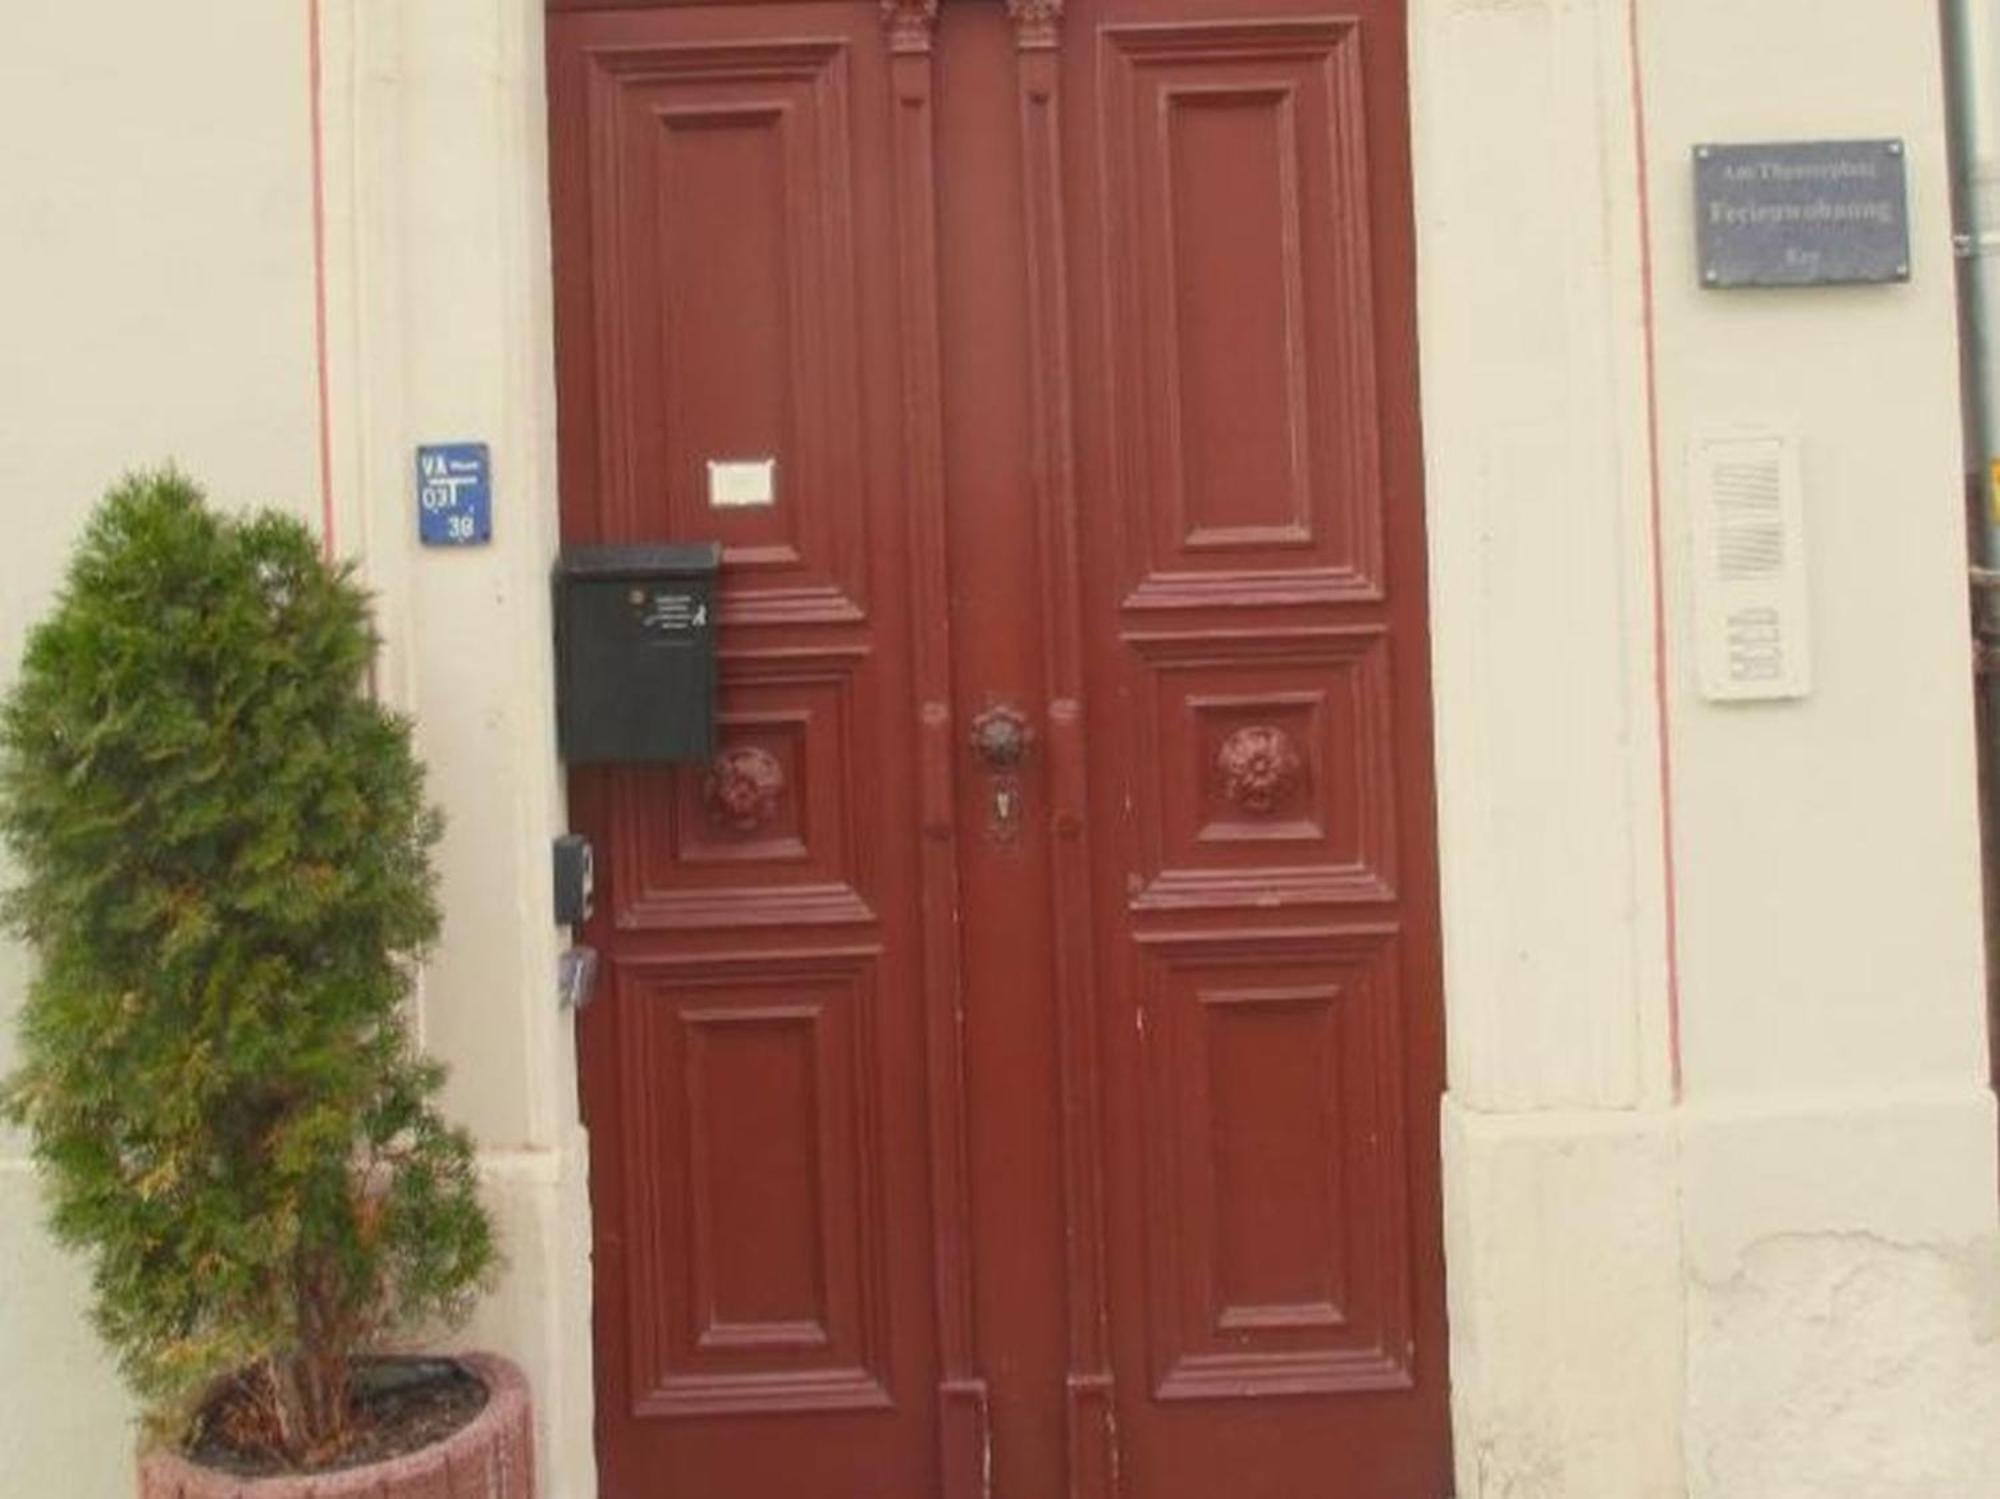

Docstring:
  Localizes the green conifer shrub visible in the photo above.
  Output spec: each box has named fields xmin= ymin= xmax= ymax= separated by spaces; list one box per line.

xmin=0 ymin=471 xmax=495 ymax=1466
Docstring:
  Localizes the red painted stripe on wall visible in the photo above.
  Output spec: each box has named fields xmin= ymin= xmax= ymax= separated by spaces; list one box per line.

xmin=308 ymin=0 xmax=335 ymax=559
xmin=1626 ymin=0 xmax=1685 ymax=1099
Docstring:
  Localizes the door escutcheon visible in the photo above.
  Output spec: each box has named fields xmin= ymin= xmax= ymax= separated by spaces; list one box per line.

xmin=971 ymin=704 xmax=1033 ymax=842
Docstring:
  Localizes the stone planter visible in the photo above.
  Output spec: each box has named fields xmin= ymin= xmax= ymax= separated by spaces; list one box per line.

xmin=138 ymin=1354 xmax=532 ymax=1499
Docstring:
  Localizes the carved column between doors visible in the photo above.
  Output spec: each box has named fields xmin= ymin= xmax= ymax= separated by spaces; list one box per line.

xmin=881 ymin=2 xmax=989 ymax=1496
xmin=1006 ymin=2 xmax=1119 ymax=1495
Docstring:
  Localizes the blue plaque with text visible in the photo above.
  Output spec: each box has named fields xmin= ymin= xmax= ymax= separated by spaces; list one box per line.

xmin=416 ymin=442 xmax=492 ymax=546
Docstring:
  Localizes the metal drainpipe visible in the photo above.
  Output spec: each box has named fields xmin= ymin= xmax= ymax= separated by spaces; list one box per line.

xmin=1944 ymin=0 xmax=2000 ymax=1081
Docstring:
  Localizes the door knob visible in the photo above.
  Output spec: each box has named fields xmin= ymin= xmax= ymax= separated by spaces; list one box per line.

xmin=969 ymin=704 xmax=1033 ymax=769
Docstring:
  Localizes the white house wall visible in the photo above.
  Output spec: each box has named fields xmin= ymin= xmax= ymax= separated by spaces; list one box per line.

xmin=1649 ymin=3 xmax=2000 ymax=1494
xmin=1413 ymin=0 xmax=1686 ymax=1489
xmin=315 ymin=2 xmax=599 ymax=1494
xmin=0 ymin=4 xmax=325 ymax=1496
xmin=1417 ymin=0 xmax=2000 ymax=1495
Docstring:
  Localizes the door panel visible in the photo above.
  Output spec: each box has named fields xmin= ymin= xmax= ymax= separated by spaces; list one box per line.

xmin=549 ymin=0 xmax=1447 ymax=1492
xmin=550 ymin=6 xmax=948 ymax=1496
xmin=617 ymin=946 xmax=894 ymax=1416
xmin=582 ymin=30 xmax=875 ymax=626
xmin=1062 ymin=0 xmax=1450 ymax=1493
xmin=1134 ymin=928 xmax=1412 ymax=1401
xmin=1094 ymin=17 xmax=1385 ymax=610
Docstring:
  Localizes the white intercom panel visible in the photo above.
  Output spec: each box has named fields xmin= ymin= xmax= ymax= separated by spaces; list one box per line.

xmin=1688 ymin=430 xmax=1813 ymax=702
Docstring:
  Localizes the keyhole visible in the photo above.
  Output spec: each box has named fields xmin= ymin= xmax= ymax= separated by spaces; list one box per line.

xmin=989 ymin=775 xmax=1023 ymax=843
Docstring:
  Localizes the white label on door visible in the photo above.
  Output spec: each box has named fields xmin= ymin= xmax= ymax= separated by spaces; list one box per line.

xmin=707 ymin=458 xmax=777 ymax=509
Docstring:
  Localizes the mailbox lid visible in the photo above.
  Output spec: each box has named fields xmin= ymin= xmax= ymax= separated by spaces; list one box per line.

xmin=555 ymin=541 xmax=722 ymax=582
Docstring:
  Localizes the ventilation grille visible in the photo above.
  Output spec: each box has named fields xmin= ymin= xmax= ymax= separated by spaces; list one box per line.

xmin=1689 ymin=432 xmax=1812 ymax=701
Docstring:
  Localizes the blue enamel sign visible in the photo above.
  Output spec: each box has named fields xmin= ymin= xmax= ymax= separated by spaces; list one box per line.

xmin=416 ymin=442 xmax=492 ymax=546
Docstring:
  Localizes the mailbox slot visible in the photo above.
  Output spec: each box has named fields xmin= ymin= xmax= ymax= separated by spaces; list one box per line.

xmin=554 ymin=542 xmax=721 ymax=764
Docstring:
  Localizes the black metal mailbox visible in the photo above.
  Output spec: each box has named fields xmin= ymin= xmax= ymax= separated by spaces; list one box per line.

xmin=554 ymin=542 xmax=721 ymax=764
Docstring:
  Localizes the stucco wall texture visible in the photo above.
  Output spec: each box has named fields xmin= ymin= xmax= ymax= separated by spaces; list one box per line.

xmin=3 ymin=1 xmax=1999 ymax=1497
xmin=1 ymin=4 xmax=322 ymax=1497
xmin=1420 ymin=0 xmax=2000 ymax=1495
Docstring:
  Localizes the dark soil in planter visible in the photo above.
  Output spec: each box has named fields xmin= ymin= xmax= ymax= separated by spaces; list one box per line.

xmin=188 ymin=1357 xmax=489 ymax=1477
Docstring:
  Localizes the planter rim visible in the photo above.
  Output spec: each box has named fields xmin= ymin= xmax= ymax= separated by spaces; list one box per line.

xmin=138 ymin=1351 xmax=529 ymax=1498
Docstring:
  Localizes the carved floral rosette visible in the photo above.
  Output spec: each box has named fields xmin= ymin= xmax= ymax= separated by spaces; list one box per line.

xmin=704 ymin=746 xmax=787 ymax=834
xmin=1216 ymin=725 xmax=1304 ymax=816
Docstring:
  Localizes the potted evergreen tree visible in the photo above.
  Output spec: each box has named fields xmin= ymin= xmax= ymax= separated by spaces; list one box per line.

xmin=0 ymin=472 xmax=532 ymax=1497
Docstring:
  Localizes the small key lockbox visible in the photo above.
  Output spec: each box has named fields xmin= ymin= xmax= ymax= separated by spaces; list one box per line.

xmin=554 ymin=542 xmax=721 ymax=764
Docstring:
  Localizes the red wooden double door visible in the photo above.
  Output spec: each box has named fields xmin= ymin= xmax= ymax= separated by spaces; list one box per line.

xmin=548 ymin=0 xmax=1447 ymax=1493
